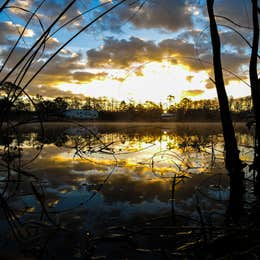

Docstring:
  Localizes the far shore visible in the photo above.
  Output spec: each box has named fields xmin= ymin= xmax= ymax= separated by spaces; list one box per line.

xmin=2 ymin=120 xmax=247 ymax=128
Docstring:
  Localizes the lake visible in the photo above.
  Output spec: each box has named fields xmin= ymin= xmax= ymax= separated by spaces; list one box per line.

xmin=0 ymin=122 xmax=255 ymax=258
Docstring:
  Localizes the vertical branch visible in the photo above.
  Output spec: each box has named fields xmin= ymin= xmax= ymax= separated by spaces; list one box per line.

xmin=206 ymin=0 xmax=241 ymax=173
xmin=207 ymin=0 xmax=244 ymax=222
xmin=250 ymin=0 xmax=260 ymax=192
xmin=171 ymin=174 xmax=176 ymax=224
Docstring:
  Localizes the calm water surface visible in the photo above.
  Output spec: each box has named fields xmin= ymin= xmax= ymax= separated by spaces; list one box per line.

xmin=0 ymin=122 xmax=254 ymax=257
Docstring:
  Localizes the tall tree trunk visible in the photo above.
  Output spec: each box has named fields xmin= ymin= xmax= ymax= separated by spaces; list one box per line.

xmin=207 ymin=0 xmax=242 ymax=173
xmin=250 ymin=0 xmax=260 ymax=193
xmin=207 ymin=0 xmax=243 ymax=221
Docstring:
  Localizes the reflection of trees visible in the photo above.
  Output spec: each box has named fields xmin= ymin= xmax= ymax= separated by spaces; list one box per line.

xmin=4 ymin=124 xmax=252 ymax=152
xmin=0 ymin=121 xmax=255 ymax=258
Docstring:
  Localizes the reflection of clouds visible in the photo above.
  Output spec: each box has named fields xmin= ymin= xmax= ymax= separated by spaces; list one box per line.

xmin=0 ymin=123 xmax=254 ymax=233
xmin=53 ymin=192 xmax=171 ymax=233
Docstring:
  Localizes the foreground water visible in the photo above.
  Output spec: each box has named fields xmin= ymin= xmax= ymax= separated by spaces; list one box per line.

xmin=0 ymin=122 xmax=255 ymax=258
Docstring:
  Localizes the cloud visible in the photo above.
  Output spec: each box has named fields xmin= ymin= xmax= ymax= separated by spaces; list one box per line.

xmin=214 ymin=0 xmax=252 ymax=27
xmin=0 ymin=46 xmax=108 ymax=93
xmin=56 ymin=2 xmax=84 ymax=30
xmin=0 ymin=46 xmax=83 ymax=73
xmin=86 ymin=35 xmax=249 ymax=70
xmin=0 ymin=46 xmax=34 ymax=69
xmin=33 ymin=54 xmax=109 ymax=87
xmin=0 ymin=21 xmax=34 ymax=45
xmin=219 ymin=31 xmax=249 ymax=52
xmin=220 ymin=52 xmax=249 ymax=71
xmin=72 ymin=71 xmax=108 ymax=83
xmin=26 ymin=84 xmax=85 ymax=98
xmin=45 ymin=37 xmax=60 ymax=49
xmin=8 ymin=0 xmax=41 ymax=22
xmin=186 ymin=75 xmax=194 ymax=82
xmin=87 ymin=36 xmax=200 ymax=69
xmin=8 ymin=0 xmax=84 ymax=30
xmin=100 ymin=0 xmax=193 ymax=32
xmin=87 ymin=37 xmax=161 ymax=68
xmin=182 ymin=89 xmax=204 ymax=97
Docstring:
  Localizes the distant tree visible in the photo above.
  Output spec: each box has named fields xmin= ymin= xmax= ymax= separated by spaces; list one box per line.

xmin=69 ymin=97 xmax=81 ymax=109
xmin=127 ymin=103 xmax=135 ymax=113
xmin=119 ymin=101 xmax=128 ymax=112
xmin=14 ymin=99 xmax=31 ymax=112
xmin=167 ymin=95 xmax=175 ymax=110
xmin=178 ymin=98 xmax=191 ymax=111
xmin=53 ymin=97 xmax=68 ymax=112
xmin=135 ymin=103 xmax=145 ymax=112
xmin=144 ymin=100 xmax=162 ymax=111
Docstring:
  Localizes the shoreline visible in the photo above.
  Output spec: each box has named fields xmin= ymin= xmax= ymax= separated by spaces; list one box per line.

xmin=1 ymin=121 xmax=248 ymax=130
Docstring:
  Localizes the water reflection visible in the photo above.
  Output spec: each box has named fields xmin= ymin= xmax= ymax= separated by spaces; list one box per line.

xmin=0 ymin=122 xmax=254 ymax=258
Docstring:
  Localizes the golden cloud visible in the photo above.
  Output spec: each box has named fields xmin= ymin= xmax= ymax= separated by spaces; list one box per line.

xmin=182 ymin=89 xmax=205 ymax=97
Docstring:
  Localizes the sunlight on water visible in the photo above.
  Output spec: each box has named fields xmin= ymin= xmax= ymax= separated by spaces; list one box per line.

xmin=0 ymin=123 xmax=254 ymax=242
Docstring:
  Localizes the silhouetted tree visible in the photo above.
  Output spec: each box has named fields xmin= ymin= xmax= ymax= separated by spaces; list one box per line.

xmin=249 ymin=0 xmax=260 ymax=192
xmin=207 ymin=0 xmax=245 ymax=222
xmin=207 ymin=0 xmax=242 ymax=174
xmin=53 ymin=97 xmax=68 ymax=112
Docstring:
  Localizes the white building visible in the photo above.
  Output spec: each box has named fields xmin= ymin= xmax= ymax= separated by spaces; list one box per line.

xmin=63 ymin=109 xmax=98 ymax=120
xmin=161 ymin=112 xmax=176 ymax=120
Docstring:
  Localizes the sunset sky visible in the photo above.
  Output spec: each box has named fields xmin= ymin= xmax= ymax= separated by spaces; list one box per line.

xmin=0 ymin=0 xmax=253 ymax=103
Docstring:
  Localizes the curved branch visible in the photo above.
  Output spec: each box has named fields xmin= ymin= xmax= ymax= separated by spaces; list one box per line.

xmin=0 ymin=0 xmax=77 ymax=85
xmin=0 ymin=1 xmax=46 ymax=74
xmin=216 ymin=14 xmax=254 ymax=30
xmin=217 ymin=23 xmax=260 ymax=59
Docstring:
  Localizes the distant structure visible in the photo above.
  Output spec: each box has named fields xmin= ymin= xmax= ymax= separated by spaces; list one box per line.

xmin=161 ymin=112 xmax=176 ymax=121
xmin=63 ymin=109 xmax=98 ymax=120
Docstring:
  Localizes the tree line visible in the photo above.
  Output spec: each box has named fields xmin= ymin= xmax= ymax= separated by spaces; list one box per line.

xmin=0 ymin=88 xmax=253 ymax=121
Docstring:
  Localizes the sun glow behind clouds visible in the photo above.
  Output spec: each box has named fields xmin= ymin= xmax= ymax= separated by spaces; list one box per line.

xmin=59 ymin=62 xmax=208 ymax=102
xmin=58 ymin=61 xmax=247 ymax=102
